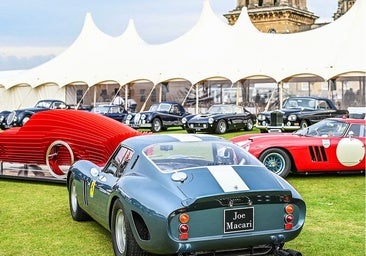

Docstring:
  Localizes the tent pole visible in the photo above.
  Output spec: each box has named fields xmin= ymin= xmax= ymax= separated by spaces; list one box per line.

xmin=182 ymin=82 xmax=194 ymax=106
xmin=110 ymin=84 xmax=124 ymax=104
xmin=159 ymin=84 xmax=162 ymax=102
xmin=236 ymin=81 xmax=239 ymax=105
xmin=279 ymin=82 xmax=283 ymax=109
xmin=76 ymin=86 xmax=90 ymax=109
xmin=196 ymin=83 xmax=199 ymax=114
xmin=140 ymin=83 xmax=157 ymax=112
xmin=124 ymin=84 xmax=128 ymax=109
xmin=93 ymin=86 xmax=97 ymax=106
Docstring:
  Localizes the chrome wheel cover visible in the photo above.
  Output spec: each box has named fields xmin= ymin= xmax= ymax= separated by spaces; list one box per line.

xmin=70 ymin=180 xmax=78 ymax=213
xmin=115 ymin=209 xmax=127 ymax=254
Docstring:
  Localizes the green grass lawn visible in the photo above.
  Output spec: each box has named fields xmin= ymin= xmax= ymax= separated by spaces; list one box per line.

xmin=0 ymin=128 xmax=365 ymax=255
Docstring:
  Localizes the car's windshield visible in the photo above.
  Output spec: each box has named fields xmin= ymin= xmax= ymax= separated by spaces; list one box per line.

xmin=35 ymin=101 xmax=51 ymax=108
xmin=207 ymin=105 xmax=234 ymax=114
xmin=295 ymin=119 xmax=349 ymax=137
xmin=149 ymin=103 xmax=171 ymax=112
xmin=92 ymin=106 xmax=110 ymax=114
xmin=283 ymin=98 xmax=316 ymax=109
xmin=143 ymin=141 xmax=263 ymax=173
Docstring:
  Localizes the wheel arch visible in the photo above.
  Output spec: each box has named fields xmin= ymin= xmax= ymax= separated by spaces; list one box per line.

xmin=299 ymin=118 xmax=310 ymax=127
xmin=108 ymin=196 xmax=151 ymax=241
xmin=18 ymin=110 xmax=35 ymax=121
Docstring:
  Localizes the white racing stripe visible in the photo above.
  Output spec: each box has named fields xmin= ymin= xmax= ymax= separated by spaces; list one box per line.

xmin=167 ymin=134 xmax=202 ymax=142
xmin=208 ymin=166 xmax=250 ymax=192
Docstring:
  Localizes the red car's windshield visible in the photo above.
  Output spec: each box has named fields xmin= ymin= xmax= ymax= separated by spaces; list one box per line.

xmin=295 ymin=119 xmax=349 ymax=137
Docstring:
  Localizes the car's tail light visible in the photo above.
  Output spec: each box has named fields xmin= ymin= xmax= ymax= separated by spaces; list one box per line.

xmin=178 ymin=213 xmax=190 ymax=240
xmin=285 ymin=204 xmax=294 ymax=214
xmin=179 ymin=213 xmax=190 ymax=224
xmin=284 ymin=204 xmax=294 ymax=230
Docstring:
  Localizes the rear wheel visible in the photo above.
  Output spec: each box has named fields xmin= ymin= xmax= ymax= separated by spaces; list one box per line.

xmin=259 ymin=148 xmax=291 ymax=178
xmin=111 ymin=200 xmax=148 ymax=256
xmin=151 ymin=118 xmax=162 ymax=133
xmin=300 ymin=120 xmax=309 ymax=129
xmin=68 ymin=176 xmax=90 ymax=221
xmin=46 ymin=140 xmax=74 ymax=179
xmin=215 ymin=119 xmax=227 ymax=134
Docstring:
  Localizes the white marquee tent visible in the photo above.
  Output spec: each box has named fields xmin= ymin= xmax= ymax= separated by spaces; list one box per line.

xmin=0 ymin=0 xmax=365 ymax=110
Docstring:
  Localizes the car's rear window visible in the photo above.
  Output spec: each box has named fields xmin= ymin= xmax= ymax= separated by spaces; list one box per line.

xmin=143 ymin=141 xmax=262 ymax=173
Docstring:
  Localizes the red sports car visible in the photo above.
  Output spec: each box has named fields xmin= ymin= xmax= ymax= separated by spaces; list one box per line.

xmin=0 ymin=109 xmax=141 ymax=179
xmin=231 ymin=118 xmax=366 ymax=178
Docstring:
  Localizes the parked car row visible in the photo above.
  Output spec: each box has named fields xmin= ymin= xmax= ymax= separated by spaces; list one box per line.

xmin=108 ymin=101 xmax=257 ymax=134
xmin=0 ymin=96 xmax=359 ymax=137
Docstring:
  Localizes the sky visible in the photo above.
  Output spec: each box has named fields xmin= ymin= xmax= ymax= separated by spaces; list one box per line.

xmin=0 ymin=0 xmax=338 ymax=71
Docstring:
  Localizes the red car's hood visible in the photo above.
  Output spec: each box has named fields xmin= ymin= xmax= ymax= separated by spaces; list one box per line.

xmin=231 ymin=133 xmax=295 ymax=144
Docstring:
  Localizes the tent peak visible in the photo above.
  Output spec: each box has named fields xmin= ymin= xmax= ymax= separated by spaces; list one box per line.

xmin=117 ymin=18 xmax=148 ymax=45
xmin=233 ymin=7 xmax=260 ymax=33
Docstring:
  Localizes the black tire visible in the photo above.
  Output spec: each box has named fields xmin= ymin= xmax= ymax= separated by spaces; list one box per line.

xmin=215 ymin=119 xmax=227 ymax=134
xmin=151 ymin=118 xmax=162 ymax=133
xmin=111 ymin=200 xmax=148 ymax=256
xmin=300 ymin=120 xmax=309 ymax=129
xmin=259 ymin=148 xmax=291 ymax=178
xmin=244 ymin=119 xmax=254 ymax=131
xmin=68 ymin=176 xmax=90 ymax=221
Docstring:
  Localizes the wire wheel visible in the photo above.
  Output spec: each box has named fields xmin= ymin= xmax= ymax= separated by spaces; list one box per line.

xmin=152 ymin=118 xmax=162 ymax=132
xmin=259 ymin=148 xmax=291 ymax=178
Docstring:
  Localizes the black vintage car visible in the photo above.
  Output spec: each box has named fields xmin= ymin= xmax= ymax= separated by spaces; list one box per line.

xmin=124 ymin=102 xmax=189 ymax=132
xmin=256 ymin=96 xmax=349 ymax=133
xmin=182 ymin=104 xmax=256 ymax=134
xmin=90 ymin=104 xmax=128 ymax=123
xmin=0 ymin=99 xmax=68 ymax=130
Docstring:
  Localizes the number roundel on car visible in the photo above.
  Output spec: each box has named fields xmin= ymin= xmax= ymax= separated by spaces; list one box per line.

xmin=336 ymin=138 xmax=365 ymax=167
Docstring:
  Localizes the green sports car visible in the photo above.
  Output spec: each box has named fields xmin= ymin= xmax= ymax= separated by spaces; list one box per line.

xmin=67 ymin=134 xmax=306 ymax=255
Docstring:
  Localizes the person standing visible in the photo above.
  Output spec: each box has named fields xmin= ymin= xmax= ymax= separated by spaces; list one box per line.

xmin=113 ymin=93 xmax=124 ymax=107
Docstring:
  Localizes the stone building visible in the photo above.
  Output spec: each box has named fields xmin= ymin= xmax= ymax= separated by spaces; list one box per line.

xmin=224 ymin=0 xmax=318 ymax=33
xmin=224 ymin=0 xmax=357 ymax=33
xmin=333 ymin=0 xmax=355 ymax=19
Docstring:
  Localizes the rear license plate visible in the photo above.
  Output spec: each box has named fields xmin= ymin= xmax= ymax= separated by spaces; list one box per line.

xmin=224 ymin=207 xmax=254 ymax=233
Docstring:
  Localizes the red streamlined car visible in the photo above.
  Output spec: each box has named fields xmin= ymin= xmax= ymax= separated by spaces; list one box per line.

xmin=0 ymin=109 xmax=141 ymax=179
xmin=231 ymin=118 xmax=365 ymax=178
